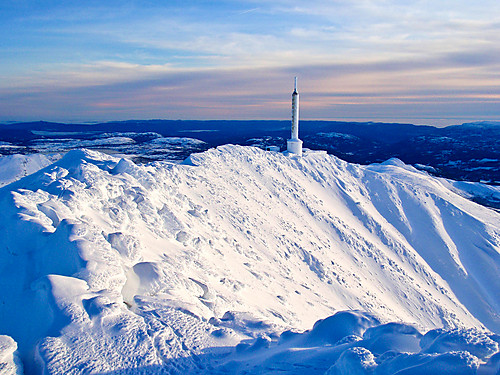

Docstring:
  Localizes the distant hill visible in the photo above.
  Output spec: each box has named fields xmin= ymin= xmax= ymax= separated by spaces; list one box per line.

xmin=1 ymin=119 xmax=499 ymax=183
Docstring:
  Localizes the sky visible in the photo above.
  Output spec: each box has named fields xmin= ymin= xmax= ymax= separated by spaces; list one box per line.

xmin=0 ymin=0 xmax=499 ymax=126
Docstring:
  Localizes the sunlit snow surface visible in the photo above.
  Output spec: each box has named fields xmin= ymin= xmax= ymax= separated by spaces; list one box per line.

xmin=0 ymin=154 xmax=58 ymax=188
xmin=0 ymin=146 xmax=499 ymax=374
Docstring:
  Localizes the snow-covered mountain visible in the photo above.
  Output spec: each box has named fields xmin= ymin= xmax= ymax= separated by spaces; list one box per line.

xmin=0 ymin=146 xmax=498 ymax=374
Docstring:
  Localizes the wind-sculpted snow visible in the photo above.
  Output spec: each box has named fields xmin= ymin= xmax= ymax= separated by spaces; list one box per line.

xmin=220 ymin=312 xmax=498 ymax=374
xmin=0 ymin=336 xmax=23 ymax=374
xmin=0 ymin=145 xmax=499 ymax=374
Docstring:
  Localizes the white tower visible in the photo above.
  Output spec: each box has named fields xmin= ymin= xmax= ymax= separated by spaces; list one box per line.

xmin=287 ymin=77 xmax=303 ymax=155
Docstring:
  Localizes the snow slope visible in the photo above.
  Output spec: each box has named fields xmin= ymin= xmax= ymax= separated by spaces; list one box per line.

xmin=440 ymin=178 xmax=500 ymax=212
xmin=0 ymin=145 xmax=499 ymax=374
xmin=0 ymin=154 xmax=56 ymax=188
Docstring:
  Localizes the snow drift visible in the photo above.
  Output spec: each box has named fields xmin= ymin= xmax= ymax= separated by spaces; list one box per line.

xmin=0 ymin=145 xmax=498 ymax=374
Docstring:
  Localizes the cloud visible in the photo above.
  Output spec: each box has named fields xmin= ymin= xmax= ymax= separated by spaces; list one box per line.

xmin=4 ymin=0 xmax=500 ymax=71
xmin=1 ymin=1 xmax=499 ymax=123
xmin=1 ymin=44 xmax=499 ymax=124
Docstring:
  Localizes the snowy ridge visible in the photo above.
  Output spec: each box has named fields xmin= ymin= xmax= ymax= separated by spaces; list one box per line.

xmin=0 ymin=154 xmax=56 ymax=188
xmin=0 ymin=145 xmax=499 ymax=373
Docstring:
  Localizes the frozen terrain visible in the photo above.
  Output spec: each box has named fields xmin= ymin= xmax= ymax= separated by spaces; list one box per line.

xmin=0 ymin=154 xmax=57 ymax=188
xmin=28 ymin=134 xmax=206 ymax=156
xmin=0 ymin=145 xmax=499 ymax=374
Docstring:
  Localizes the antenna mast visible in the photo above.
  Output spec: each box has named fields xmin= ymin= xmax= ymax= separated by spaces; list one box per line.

xmin=287 ymin=77 xmax=303 ymax=155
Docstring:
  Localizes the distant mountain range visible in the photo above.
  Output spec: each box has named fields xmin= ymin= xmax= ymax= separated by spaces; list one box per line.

xmin=1 ymin=120 xmax=499 ymax=184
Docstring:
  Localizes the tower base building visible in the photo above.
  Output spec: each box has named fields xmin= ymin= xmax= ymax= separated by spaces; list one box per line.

xmin=287 ymin=138 xmax=303 ymax=155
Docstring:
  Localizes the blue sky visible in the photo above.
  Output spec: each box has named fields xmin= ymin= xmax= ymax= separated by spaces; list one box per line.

xmin=1 ymin=0 xmax=499 ymax=125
